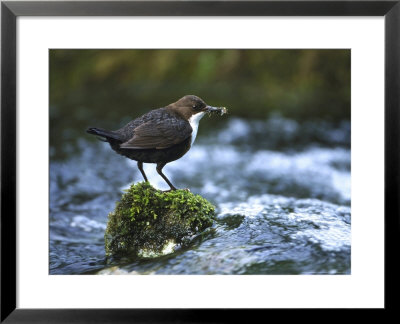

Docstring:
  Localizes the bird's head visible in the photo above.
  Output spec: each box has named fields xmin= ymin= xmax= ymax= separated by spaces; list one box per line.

xmin=169 ymin=95 xmax=226 ymax=120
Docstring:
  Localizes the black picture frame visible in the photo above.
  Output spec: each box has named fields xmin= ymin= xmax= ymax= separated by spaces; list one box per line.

xmin=1 ymin=0 xmax=399 ymax=322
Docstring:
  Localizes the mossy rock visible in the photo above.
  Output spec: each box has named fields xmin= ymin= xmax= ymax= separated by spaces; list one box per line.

xmin=105 ymin=182 xmax=216 ymax=258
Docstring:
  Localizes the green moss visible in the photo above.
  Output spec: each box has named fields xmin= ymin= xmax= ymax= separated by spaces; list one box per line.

xmin=105 ymin=182 xmax=216 ymax=258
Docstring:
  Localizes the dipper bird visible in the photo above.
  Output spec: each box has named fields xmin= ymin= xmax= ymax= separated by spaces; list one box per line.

xmin=87 ymin=95 xmax=227 ymax=190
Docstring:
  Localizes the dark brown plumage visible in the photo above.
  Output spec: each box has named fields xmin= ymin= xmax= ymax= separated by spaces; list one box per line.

xmin=87 ymin=95 xmax=226 ymax=190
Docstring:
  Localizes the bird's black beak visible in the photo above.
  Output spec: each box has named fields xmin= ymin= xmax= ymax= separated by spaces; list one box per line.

xmin=204 ymin=105 xmax=220 ymax=113
xmin=204 ymin=105 xmax=228 ymax=116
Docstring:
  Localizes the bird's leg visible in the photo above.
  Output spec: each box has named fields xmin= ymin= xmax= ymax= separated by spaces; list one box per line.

xmin=137 ymin=161 xmax=148 ymax=182
xmin=156 ymin=162 xmax=177 ymax=191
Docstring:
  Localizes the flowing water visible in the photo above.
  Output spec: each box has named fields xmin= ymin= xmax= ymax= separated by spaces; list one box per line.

xmin=50 ymin=116 xmax=351 ymax=275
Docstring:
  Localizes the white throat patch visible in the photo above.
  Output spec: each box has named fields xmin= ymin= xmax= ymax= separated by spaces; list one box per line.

xmin=189 ymin=112 xmax=205 ymax=145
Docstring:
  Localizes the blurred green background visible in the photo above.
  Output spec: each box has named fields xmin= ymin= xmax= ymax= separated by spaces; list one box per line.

xmin=50 ymin=49 xmax=350 ymax=158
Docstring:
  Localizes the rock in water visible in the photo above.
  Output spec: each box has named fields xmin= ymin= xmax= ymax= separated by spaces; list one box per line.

xmin=105 ymin=182 xmax=215 ymax=258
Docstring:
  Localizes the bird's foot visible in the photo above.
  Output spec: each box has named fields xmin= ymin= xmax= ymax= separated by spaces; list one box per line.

xmin=162 ymin=188 xmax=190 ymax=192
xmin=163 ymin=188 xmax=176 ymax=192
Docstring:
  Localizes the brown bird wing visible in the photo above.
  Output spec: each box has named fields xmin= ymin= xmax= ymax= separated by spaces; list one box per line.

xmin=119 ymin=116 xmax=192 ymax=150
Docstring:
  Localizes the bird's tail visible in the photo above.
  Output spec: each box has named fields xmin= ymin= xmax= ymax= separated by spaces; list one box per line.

xmin=86 ymin=127 xmax=124 ymax=142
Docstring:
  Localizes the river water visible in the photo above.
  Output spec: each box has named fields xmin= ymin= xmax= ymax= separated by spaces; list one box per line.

xmin=50 ymin=116 xmax=351 ymax=275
